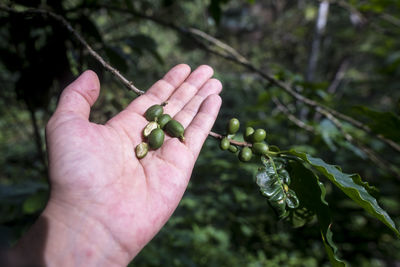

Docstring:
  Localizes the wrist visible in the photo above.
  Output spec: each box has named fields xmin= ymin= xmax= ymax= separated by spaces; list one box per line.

xmin=13 ymin=198 xmax=132 ymax=267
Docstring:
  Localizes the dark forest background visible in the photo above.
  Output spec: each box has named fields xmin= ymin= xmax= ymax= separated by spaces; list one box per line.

xmin=1 ymin=0 xmax=400 ymax=266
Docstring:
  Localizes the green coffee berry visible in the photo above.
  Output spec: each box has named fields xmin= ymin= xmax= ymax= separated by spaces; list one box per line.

xmin=239 ymin=147 xmax=252 ymax=162
xmin=252 ymin=129 xmax=266 ymax=142
xmin=227 ymin=118 xmax=240 ymax=135
xmin=252 ymin=142 xmax=269 ymax=155
xmin=148 ymin=128 xmax=165 ymax=149
xmin=143 ymin=121 xmax=159 ymax=137
xmin=165 ymin=119 xmax=185 ymax=141
xmin=220 ymin=137 xmax=230 ymax=150
xmin=244 ymin=127 xmax=254 ymax=142
xmin=135 ymin=142 xmax=149 ymax=159
xmin=228 ymin=145 xmax=238 ymax=153
xmin=158 ymin=114 xmax=172 ymax=129
xmin=145 ymin=104 xmax=164 ymax=121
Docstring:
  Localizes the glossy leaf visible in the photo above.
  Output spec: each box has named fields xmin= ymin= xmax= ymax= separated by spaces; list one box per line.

xmin=125 ymin=34 xmax=164 ymax=64
xmin=285 ymin=189 xmax=299 ymax=209
xmin=22 ymin=190 xmax=48 ymax=214
xmin=353 ymin=106 xmax=400 ymax=144
xmin=289 ymin=161 xmax=346 ymax=266
xmin=104 ymin=45 xmax=128 ymax=73
xmin=256 ymin=157 xmax=298 ymax=218
xmin=289 ymin=150 xmax=400 ymax=237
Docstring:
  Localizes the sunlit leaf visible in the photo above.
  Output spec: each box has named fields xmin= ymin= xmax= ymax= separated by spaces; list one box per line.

xmin=289 ymin=161 xmax=346 ymax=266
xmin=289 ymin=150 xmax=400 ymax=237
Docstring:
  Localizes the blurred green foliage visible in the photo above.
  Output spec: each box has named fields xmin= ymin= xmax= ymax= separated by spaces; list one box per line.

xmin=1 ymin=0 xmax=400 ymax=266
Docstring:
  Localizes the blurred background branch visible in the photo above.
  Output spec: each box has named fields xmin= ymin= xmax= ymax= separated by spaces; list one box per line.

xmin=1 ymin=0 xmax=400 ymax=266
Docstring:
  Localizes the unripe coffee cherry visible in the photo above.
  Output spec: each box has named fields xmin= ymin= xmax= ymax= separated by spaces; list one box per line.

xmin=244 ymin=127 xmax=254 ymax=142
xmin=158 ymin=114 xmax=172 ymax=129
xmin=148 ymin=128 xmax=165 ymax=149
xmin=252 ymin=142 xmax=269 ymax=155
xmin=239 ymin=147 xmax=252 ymax=162
xmin=228 ymin=145 xmax=238 ymax=153
xmin=220 ymin=137 xmax=230 ymax=150
xmin=252 ymin=129 xmax=266 ymax=142
xmin=165 ymin=119 xmax=185 ymax=141
xmin=227 ymin=118 xmax=240 ymax=135
xmin=145 ymin=104 xmax=164 ymax=121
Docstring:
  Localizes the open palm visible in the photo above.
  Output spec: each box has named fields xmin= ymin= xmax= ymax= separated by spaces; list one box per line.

xmin=44 ymin=64 xmax=222 ymax=264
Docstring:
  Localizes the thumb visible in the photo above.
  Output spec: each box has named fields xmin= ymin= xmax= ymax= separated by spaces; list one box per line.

xmin=55 ymin=70 xmax=100 ymax=120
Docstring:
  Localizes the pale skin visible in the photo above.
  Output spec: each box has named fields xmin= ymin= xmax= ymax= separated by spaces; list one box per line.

xmin=8 ymin=64 xmax=222 ymax=266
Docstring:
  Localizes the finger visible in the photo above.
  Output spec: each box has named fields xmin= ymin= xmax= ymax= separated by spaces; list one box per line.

xmin=126 ymin=64 xmax=191 ymax=115
xmin=106 ymin=64 xmax=191 ymax=145
xmin=184 ymin=94 xmax=222 ymax=157
xmin=163 ymin=65 xmax=214 ymax=117
xmin=173 ymin=78 xmax=222 ymax=128
xmin=55 ymin=70 xmax=100 ymax=120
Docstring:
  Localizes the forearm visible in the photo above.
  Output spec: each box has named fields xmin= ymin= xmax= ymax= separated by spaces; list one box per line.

xmin=6 ymin=200 xmax=132 ymax=267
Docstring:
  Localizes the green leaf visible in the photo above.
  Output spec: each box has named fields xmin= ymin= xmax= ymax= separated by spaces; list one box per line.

xmin=285 ymin=189 xmax=299 ymax=209
xmin=22 ymin=190 xmax=48 ymax=214
xmin=289 ymin=161 xmax=346 ymax=266
xmin=104 ymin=46 xmax=128 ymax=73
xmin=257 ymin=167 xmax=287 ymax=218
xmin=162 ymin=0 xmax=174 ymax=7
xmin=318 ymin=119 xmax=339 ymax=151
xmin=125 ymin=35 xmax=163 ymax=64
xmin=208 ymin=0 xmax=222 ymax=24
xmin=0 ymin=182 xmax=47 ymax=204
xmin=256 ymin=157 xmax=298 ymax=218
xmin=353 ymin=106 xmax=400 ymax=144
xmin=289 ymin=150 xmax=400 ymax=237
xmin=208 ymin=0 xmax=229 ymax=24
xmin=124 ymin=0 xmax=134 ymax=10
xmin=126 ymin=34 xmax=157 ymax=50
xmin=76 ymin=16 xmax=103 ymax=44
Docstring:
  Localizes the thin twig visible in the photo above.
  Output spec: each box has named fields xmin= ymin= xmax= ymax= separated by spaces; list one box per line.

xmin=0 ymin=5 xmax=230 ymax=143
xmin=189 ymin=26 xmax=400 ymax=155
xmin=380 ymin=13 xmax=400 ymax=28
xmin=316 ymin=107 xmax=400 ymax=179
xmin=186 ymin=28 xmax=249 ymax=65
xmin=97 ymin=5 xmax=400 ymax=154
xmin=273 ymin=97 xmax=400 ymax=178
xmin=48 ymin=4 xmax=400 ymax=156
xmin=0 ymin=5 xmax=144 ymax=95
xmin=314 ymin=58 xmax=349 ymax=121
xmin=3 ymin=4 xmax=400 ymax=170
xmin=327 ymin=58 xmax=349 ymax=94
xmin=272 ymin=97 xmax=316 ymax=133
xmin=334 ymin=0 xmax=400 ymax=29
xmin=208 ymin=131 xmax=252 ymax=147
xmin=103 ymin=4 xmax=400 ymax=175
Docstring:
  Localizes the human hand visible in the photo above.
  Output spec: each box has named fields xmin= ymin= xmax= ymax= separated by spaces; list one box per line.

xmin=14 ymin=64 xmax=222 ymax=266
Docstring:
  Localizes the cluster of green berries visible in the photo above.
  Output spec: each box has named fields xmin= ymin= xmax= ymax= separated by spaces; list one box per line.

xmin=220 ymin=118 xmax=269 ymax=162
xmin=135 ymin=103 xmax=185 ymax=159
